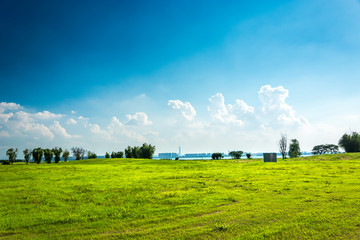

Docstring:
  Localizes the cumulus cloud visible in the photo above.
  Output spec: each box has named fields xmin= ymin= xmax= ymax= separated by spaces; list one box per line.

xmin=125 ymin=112 xmax=152 ymax=126
xmin=258 ymin=85 xmax=308 ymax=127
xmin=168 ymin=100 xmax=196 ymax=120
xmin=33 ymin=111 xmax=64 ymax=120
xmin=66 ymin=118 xmax=77 ymax=125
xmin=0 ymin=102 xmax=21 ymax=113
xmin=208 ymin=93 xmax=254 ymax=125
xmin=107 ymin=117 xmax=146 ymax=142
xmin=50 ymin=121 xmax=72 ymax=138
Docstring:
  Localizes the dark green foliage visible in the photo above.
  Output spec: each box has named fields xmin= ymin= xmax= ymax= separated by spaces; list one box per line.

xmin=44 ymin=149 xmax=53 ymax=164
xmin=339 ymin=132 xmax=360 ymax=153
xmin=23 ymin=149 xmax=31 ymax=164
xmin=312 ymin=144 xmax=339 ymax=155
xmin=229 ymin=151 xmax=243 ymax=159
xmin=6 ymin=148 xmax=18 ymax=165
xmin=52 ymin=147 xmax=62 ymax=163
xmin=125 ymin=146 xmax=132 ymax=158
xmin=62 ymin=149 xmax=70 ymax=162
xmin=105 ymin=152 xmax=110 ymax=158
xmin=72 ymin=147 xmax=86 ymax=160
xmin=1 ymin=160 xmax=10 ymax=165
xmin=87 ymin=151 xmax=97 ymax=159
xmin=32 ymin=148 xmax=43 ymax=164
xmin=211 ymin=153 xmax=223 ymax=160
xmin=246 ymin=153 xmax=252 ymax=159
xmin=111 ymin=151 xmax=123 ymax=158
xmin=288 ymin=139 xmax=301 ymax=158
xmin=139 ymin=143 xmax=155 ymax=159
xmin=124 ymin=144 xmax=155 ymax=159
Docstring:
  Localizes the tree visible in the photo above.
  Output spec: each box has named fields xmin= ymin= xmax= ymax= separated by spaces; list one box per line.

xmin=32 ymin=148 xmax=43 ymax=164
xmin=111 ymin=151 xmax=123 ymax=158
xmin=23 ymin=149 xmax=32 ymax=165
xmin=139 ymin=143 xmax=155 ymax=159
xmin=229 ymin=151 xmax=243 ymax=159
xmin=211 ymin=153 xmax=223 ymax=160
xmin=339 ymin=132 xmax=360 ymax=153
xmin=312 ymin=144 xmax=339 ymax=155
xmin=6 ymin=148 xmax=18 ymax=165
xmin=87 ymin=151 xmax=97 ymax=159
xmin=62 ymin=149 xmax=70 ymax=162
xmin=44 ymin=149 xmax=53 ymax=164
xmin=72 ymin=147 xmax=86 ymax=160
xmin=246 ymin=153 xmax=252 ymax=159
xmin=288 ymin=139 xmax=301 ymax=158
xmin=131 ymin=146 xmax=140 ymax=158
xmin=125 ymin=146 xmax=132 ymax=158
xmin=105 ymin=152 xmax=110 ymax=158
xmin=279 ymin=133 xmax=288 ymax=159
xmin=52 ymin=147 xmax=62 ymax=163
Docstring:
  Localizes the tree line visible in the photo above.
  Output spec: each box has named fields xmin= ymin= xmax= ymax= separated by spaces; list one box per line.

xmin=2 ymin=143 xmax=155 ymax=165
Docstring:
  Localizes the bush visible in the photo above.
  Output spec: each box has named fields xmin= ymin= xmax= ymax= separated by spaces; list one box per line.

xmin=111 ymin=151 xmax=123 ymax=158
xmin=246 ymin=153 xmax=251 ymax=159
xmin=211 ymin=153 xmax=223 ymax=160
xmin=62 ymin=149 xmax=70 ymax=162
xmin=124 ymin=144 xmax=155 ymax=159
xmin=1 ymin=160 xmax=10 ymax=165
xmin=87 ymin=151 xmax=97 ymax=159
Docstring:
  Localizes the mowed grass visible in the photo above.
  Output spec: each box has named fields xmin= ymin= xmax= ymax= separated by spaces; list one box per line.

xmin=1 ymin=154 xmax=360 ymax=239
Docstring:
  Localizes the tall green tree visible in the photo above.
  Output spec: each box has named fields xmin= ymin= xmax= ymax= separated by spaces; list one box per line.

xmin=125 ymin=146 xmax=132 ymax=158
xmin=23 ymin=149 xmax=32 ymax=165
xmin=52 ymin=147 xmax=62 ymax=163
xmin=339 ymin=132 xmax=360 ymax=153
xmin=211 ymin=153 xmax=223 ymax=160
xmin=288 ymin=139 xmax=301 ymax=158
xmin=44 ymin=149 xmax=53 ymax=164
xmin=32 ymin=148 xmax=43 ymax=164
xmin=111 ymin=151 xmax=123 ymax=158
xmin=140 ymin=143 xmax=155 ymax=159
xmin=62 ymin=149 xmax=70 ymax=162
xmin=6 ymin=148 xmax=18 ymax=165
xmin=105 ymin=152 xmax=110 ymax=158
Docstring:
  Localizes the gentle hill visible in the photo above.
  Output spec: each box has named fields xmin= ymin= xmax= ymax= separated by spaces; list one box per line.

xmin=1 ymin=153 xmax=360 ymax=239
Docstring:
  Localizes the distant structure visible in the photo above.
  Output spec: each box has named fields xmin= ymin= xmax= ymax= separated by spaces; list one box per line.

xmin=159 ymin=153 xmax=179 ymax=159
xmin=179 ymin=146 xmax=181 ymax=156
xmin=184 ymin=153 xmax=211 ymax=158
xmin=263 ymin=153 xmax=277 ymax=162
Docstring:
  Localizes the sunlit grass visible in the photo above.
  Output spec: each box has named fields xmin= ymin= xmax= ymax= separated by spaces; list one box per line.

xmin=1 ymin=153 xmax=360 ymax=239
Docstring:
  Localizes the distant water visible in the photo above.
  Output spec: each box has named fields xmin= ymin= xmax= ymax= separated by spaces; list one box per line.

xmin=154 ymin=153 xmax=313 ymax=160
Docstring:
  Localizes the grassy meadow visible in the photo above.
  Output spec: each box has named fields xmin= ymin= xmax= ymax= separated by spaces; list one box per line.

xmin=1 ymin=154 xmax=360 ymax=239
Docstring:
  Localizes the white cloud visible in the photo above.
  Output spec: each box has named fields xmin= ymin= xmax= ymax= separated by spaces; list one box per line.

xmin=0 ymin=102 xmax=21 ymax=113
xmin=126 ymin=112 xmax=152 ymax=126
xmin=168 ymin=100 xmax=196 ymax=120
xmin=258 ymin=85 xmax=308 ymax=127
xmin=50 ymin=121 xmax=72 ymax=138
xmin=208 ymin=93 xmax=254 ymax=125
xmin=33 ymin=111 xmax=64 ymax=120
xmin=71 ymin=110 xmax=76 ymax=114
xmin=0 ymin=112 xmax=14 ymax=124
xmin=66 ymin=118 xmax=77 ymax=125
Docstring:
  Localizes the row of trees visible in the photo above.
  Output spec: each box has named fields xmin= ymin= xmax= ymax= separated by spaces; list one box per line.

xmin=3 ymin=143 xmax=155 ymax=165
xmin=211 ymin=151 xmax=252 ymax=160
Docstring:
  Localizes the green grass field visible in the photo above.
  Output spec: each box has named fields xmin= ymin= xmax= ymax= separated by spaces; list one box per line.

xmin=1 ymin=154 xmax=360 ymax=239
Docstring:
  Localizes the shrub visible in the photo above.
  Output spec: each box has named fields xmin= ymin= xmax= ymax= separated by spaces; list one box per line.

xmin=87 ymin=151 xmax=97 ymax=159
xmin=111 ymin=151 xmax=123 ymax=158
xmin=246 ymin=153 xmax=251 ymax=159
xmin=62 ymin=149 xmax=70 ymax=162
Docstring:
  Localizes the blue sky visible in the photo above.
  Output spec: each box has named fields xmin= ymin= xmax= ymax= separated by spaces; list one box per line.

xmin=1 ymin=0 xmax=360 ymax=157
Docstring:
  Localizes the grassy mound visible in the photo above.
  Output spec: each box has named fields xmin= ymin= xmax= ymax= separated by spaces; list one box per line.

xmin=1 ymin=153 xmax=360 ymax=239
